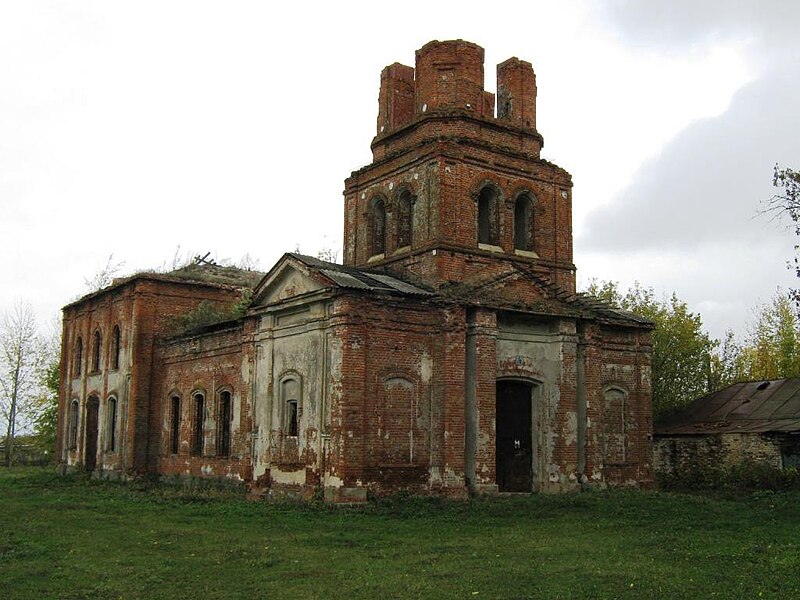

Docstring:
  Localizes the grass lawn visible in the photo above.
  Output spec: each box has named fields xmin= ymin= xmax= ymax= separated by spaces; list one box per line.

xmin=1 ymin=468 xmax=799 ymax=599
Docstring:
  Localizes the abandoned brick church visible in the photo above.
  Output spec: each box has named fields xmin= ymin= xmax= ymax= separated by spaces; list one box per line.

xmin=57 ymin=40 xmax=654 ymax=500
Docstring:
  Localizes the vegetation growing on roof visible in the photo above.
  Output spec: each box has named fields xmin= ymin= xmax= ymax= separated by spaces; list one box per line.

xmin=162 ymin=263 xmax=264 ymax=289
xmin=169 ymin=290 xmax=253 ymax=336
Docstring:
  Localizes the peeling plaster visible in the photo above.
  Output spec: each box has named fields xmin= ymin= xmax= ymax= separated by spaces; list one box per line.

xmin=272 ymin=468 xmax=306 ymax=485
xmin=418 ymin=352 xmax=432 ymax=384
xmin=564 ymin=411 xmax=578 ymax=446
xmin=325 ymin=475 xmax=344 ymax=488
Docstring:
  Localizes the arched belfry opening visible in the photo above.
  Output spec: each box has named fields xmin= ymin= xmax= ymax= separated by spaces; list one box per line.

xmin=496 ymin=380 xmax=538 ymax=492
xmin=370 ymin=197 xmax=387 ymax=256
xmin=514 ymin=193 xmax=535 ymax=252
xmin=477 ymin=185 xmax=500 ymax=246
xmin=396 ymin=189 xmax=413 ymax=249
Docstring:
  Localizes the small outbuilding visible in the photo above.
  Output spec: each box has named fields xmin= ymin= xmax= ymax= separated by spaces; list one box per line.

xmin=655 ymin=379 xmax=800 ymax=474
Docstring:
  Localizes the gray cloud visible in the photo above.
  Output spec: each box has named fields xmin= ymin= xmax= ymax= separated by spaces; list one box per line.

xmin=576 ymin=1 xmax=800 ymax=339
xmin=580 ymin=64 xmax=800 ymax=252
xmin=599 ymin=1 xmax=800 ymax=59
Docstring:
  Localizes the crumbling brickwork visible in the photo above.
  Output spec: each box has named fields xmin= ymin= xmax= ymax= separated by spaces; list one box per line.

xmin=57 ymin=40 xmax=654 ymax=499
xmin=58 ymin=274 xmax=247 ymax=477
xmin=655 ymin=434 xmax=784 ymax=474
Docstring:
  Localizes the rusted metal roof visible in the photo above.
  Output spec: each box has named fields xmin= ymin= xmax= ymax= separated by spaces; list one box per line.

xmin=656 ymin=378 xmax=800 ymax=435
xmin=288 ymin=253 xmax=650 ymax=325
xmin=289 ymin=254 xmax=433 ymax=297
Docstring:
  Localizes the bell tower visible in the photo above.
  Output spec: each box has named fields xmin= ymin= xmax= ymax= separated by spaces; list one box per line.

xmin=343 ymin=40 xmax=575 ymax=293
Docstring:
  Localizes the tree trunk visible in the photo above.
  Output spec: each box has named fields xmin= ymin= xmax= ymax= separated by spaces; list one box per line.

xmin=4 ymin=350 xmax=21 ymax=467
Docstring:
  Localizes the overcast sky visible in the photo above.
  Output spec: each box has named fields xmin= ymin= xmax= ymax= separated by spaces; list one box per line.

xmin=2 ymin=1 xmax=798 ymax=342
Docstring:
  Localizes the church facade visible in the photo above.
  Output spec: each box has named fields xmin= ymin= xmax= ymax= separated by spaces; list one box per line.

xmin=57 ymin=40 xmax=654 ymax=501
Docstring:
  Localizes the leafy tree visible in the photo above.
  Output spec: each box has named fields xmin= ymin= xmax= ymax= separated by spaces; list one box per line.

xmin=29 ymin=315 xmax=61 ymax=456
xmin=765 ymin=164 xmax=800 ymax=310
xmin=0 ymin=302 xmax=45 ymax=466
xmin=769 ymin=164 xmax=800 ymax=228
xmin=586 ymin=281 xmax=716 ymax=420
xmin=737 ymin=291 xmax=800 ymax=381
xmin=30 ymin=359 xmax=59 ymax=456
xmin=708 ymin=330 xmax=743 ymax=392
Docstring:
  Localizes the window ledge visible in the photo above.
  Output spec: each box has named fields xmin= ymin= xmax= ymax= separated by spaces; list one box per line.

xmin=514 ymin=249 xmax=539 ymax=258
xmin=367 ymin=253 xmax=385 ymax=263
xmin=393 ymin=245 xmax=411 ymax=255
xmin=478 ymin=243 xmax=503 ymax=253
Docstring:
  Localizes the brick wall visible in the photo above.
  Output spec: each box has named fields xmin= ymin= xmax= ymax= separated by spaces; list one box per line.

xmin=58 ymin=275 xmax=246 ymax=478
xmin=655 ymin=433 xmax=784 ymax=474
xmin=156 ymin=323 xmax=252 ymax=482
xmin=344 ymin=39 xmax=571 ymax=294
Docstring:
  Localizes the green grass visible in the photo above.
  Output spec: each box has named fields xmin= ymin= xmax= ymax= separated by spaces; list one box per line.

xmin=1 ymin=468 xmax=799 ymax=599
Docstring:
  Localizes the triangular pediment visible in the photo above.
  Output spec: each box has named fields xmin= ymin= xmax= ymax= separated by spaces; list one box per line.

xmin=440 ymin=265 xmax=582 ymax=316
xmin=450 ymin=267 xmax=547 ymax=301
xmin=251 ymin=256 xmax=330 ymax=307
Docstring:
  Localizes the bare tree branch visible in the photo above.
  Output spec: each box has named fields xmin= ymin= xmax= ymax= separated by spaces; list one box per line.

xmin=0 ymin=302 xmax=45 ymax=465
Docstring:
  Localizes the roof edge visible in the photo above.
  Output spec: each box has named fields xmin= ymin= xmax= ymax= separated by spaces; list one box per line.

xmin=62 ymin=271 xmax=251 ymax=311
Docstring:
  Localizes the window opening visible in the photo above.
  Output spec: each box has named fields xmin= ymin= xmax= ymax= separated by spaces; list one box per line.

xmin=84 ymin=397 xmax=99 ymax=472
xmin=107 ymin=397 xmax=117 ymax=452
xmin=280 ymin=376 xmax=301 ymax=438
xmin=397 ymin=190 xmax=412 ymax=248
xmin=92 ymin=330 xmax=101 ymax=372
xmin=371 ymin=197 xmax=386 ymax=255
xmin=75 ymin=337 xmax=83 ymax=377
xmin=111 ymin=325 xmax=120 ymax=370
xmin=478 ymin=186 xmax=499 ymax=245
xmin=218 ymin=391 xmax=232 ymax=457
xmin=192 ymin=393 xmax=204 ymax=456
xmin=68 ymin=400 xmax=79 ymax=450
xmin=287 ymin=400 xmax=299 ymax=437
xmin=514 ymin=194 xmax=534 ymax=251
xmin=170 ymin=396 xmax=181 ymax=455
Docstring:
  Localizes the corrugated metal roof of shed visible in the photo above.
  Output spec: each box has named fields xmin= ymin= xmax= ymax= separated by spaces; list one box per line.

xmin=656 ymin=378 xmax=800 ymax=435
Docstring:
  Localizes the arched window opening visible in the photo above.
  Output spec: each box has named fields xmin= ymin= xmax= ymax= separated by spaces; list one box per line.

xmin=280 ymin=376 xmax=301 ymax=438
xmin=75 ymin=337 xmax=83 ymax=377
xmin=371 ymin=197 xmax=386 ymax=256
xmin=106 ymin=397 xmax=117 ymax=452
xmin=478 ymin=186 xmax=500 ymax=246
xmin=84 ymin=397 xmax=99 ymax=472
xmin=192 ymin=393 xmax=205 ymax=456
xmin=111 ymin=325 xmax=120 ymax=370
xmin=170 ymin=396 xmax=181 ymax=455
xmin=287 ymin=400 xmax=299 ymax=437
xmin=91 ymin=330 xmax=101 ymax=373
xmin=217 ymin=390 xmax=232 ymax=457
xmin=514 ymin=194 xmax=534 ymax=252
xmin=68 ymin=400 xmax=79 ymax=450
xmin=397 ymin=190 xmax=413 ymax=249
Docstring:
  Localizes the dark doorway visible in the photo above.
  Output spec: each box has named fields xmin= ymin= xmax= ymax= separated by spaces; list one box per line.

xmin=85 ymin=397 xmax=99 ymax=472
xmin=496 ymin=380 xmax=533 ymax=492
